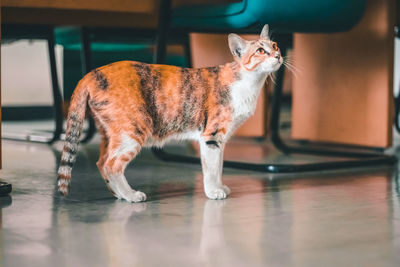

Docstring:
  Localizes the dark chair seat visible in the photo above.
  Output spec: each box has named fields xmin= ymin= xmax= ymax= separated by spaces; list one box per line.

xmin=172 ymin=0 xmax=366 ymax=33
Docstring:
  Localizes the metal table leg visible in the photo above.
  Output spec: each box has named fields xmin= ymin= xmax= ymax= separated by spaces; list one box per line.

xmin=78 ymin=27 xmax=96 ymax=143
xmin=3 ymin=27 xmax=63 ymax=144
xmin=154 ymin=0 xmax=172 ymax=64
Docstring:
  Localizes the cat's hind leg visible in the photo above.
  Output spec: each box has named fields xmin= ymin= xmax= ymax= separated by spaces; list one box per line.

xmin=199 ymin=138 xmax=230 ymax=200
xmin=96 ymin=127 xmax=109 ymax=179
xmin=99 ymin=132 xmax=146 ymax=202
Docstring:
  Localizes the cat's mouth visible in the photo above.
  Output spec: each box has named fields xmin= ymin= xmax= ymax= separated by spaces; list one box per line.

xmin=272 ymin=58 xmax=283 ymax=70
xmin=260 ymin=58 xmax=283 ymax=73
xmin=276 ymin=56 xmax=284 ymax=65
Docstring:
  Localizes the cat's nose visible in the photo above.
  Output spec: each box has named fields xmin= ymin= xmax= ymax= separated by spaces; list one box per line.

xmin=274 ymin=52 xmax=281 ymax=59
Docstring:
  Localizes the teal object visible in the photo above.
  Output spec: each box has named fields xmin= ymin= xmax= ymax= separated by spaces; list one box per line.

xmin=54 ymin=26 xmax=187 ymax=67
xmin=172 ymin=0 xmax=367 ymax=33
xmin=55 ymin=27 xmax=157 ymax=47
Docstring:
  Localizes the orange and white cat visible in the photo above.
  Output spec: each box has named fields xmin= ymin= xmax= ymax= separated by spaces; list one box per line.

xmin=58 ymin=25 xmax=282 ymax=202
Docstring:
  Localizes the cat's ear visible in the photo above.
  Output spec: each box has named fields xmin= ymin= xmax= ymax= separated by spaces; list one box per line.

xmin=260 ymin=24 xmax=269 ymax=39
xmin=228 ymin=33 xmax=247 ymax=58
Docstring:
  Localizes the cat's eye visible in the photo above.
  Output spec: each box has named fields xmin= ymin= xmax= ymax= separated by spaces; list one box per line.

xmin=257 ymin=48 xmax=269 ymax=55
xmin=272 ymin=42 xmax=278 ymax=50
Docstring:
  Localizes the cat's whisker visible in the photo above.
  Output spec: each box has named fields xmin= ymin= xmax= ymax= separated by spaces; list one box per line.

xmin=282 ymin=63 xmax=300 ymax=78
xmin=283 ymin=56 xmax=297 ymax=64
xmin=268 ymin=73 xmax=277 ymax=85
xmin=283 ymin=56 xmax=298 ymax=64
xmin=284 ymin=65 xmax=300 ymax=77
xmin=282 ymin=60 xmax=302 ymax=78
xmin=283 ymin=57 xmax=297 ymax=65
xmin=283 ymin=61 xmax=297 ymax=70
xmin=286 ymin=63 xmax=302 ymax=74
xmin=283 ymin=59 xmax=296 ymax=65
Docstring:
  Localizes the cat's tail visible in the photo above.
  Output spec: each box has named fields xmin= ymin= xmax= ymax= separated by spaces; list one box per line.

xmin=57 ymin=78 xmax=90 ymax=196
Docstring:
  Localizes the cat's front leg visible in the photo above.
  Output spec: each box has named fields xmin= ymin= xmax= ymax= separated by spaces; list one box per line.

xmin=199 ymin=137 xmax=231 ymax=200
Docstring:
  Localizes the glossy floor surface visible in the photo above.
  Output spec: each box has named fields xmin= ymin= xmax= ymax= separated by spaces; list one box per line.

xmin=1 ymin=130 xmax=400 ymax=266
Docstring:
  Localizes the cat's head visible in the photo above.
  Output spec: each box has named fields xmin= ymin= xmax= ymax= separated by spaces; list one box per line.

xmin=228 ymin=25 xmax=282 ymax=73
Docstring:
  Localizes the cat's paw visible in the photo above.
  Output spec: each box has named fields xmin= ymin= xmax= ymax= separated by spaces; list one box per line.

xmin=221 ymin=184 xmax=231 ymax=195
xmin=205 ymin=186 xmax=229 ymax=200
xmin=121 ymin=190 xmax=147 ymax=203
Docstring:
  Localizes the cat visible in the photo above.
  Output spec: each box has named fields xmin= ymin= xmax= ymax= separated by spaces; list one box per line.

xmin=57 ymin=25 xmax=282 ymax=202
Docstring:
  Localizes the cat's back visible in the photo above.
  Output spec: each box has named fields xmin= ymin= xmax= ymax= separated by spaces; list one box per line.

xmin=84 ymin=60 xmax=206 ymax=118
xmin=85 ymin=60 xmax=193 ymax=93
xmin=95 ymin=60 xmax=185 ymax=81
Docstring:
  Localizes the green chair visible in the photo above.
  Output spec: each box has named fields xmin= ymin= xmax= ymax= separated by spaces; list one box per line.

xmin=152 ymin=0 xmax=397 ymax=172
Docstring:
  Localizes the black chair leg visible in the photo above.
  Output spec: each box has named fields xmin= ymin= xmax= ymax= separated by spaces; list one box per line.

xmin=80 ymin=27 xmax=92 ymax=75
xmin=47 ymin=31 xmax=64 ymax=143
xmin=152 ymin=34 xmax=397 ymax=172
xmin=183 ymin=32 xmax=192 ymax=68
xmin=153 ymin=0 xmax=172 ymax=64
xmin=394 ymin=26 xmax=400 ymax=133
xmin=79 ymin=27 xmax=97 ymax=143
xmin=3 ymin=27 xmax=63 ymax=144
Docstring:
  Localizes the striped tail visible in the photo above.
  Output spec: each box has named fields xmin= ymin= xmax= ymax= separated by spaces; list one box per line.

xmin=57 ymin=79 xmax=90 ymax=196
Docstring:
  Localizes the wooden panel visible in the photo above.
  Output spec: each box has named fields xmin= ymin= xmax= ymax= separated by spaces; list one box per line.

xmin=1 ymin=0 xmax=157 ymax=13
xmin=1 ymin=0 xmax=159 ymax=28
xmin=1 ymin=0 xmax=236 ymax=28
xmin=292 ymin=0 xmax=396 ymax=148
xmin=1 ymin=8 xmax=158 ymax=28
xmin=1 ymin=0 xmax=236 ymax=11
xmin=190 ymin=33 xmax=269 ymax=137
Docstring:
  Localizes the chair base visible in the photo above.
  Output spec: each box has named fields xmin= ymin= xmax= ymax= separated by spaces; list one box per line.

xmin=0 ymin=182 xmax=12 ymax=197
xmin=152 ymin=147 xmax=396 ymax=173
xmin=2 ymin=131 xmax=60 ymax=144
xmin=151 ymin=32 xmax=397 ymax=173
xmin=2 ymin=126 xmax=95 ymax=144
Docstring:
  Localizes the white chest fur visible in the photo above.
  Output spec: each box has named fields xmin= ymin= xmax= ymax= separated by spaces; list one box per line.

xmin=230 ymin=71 xmax=267 ymax=130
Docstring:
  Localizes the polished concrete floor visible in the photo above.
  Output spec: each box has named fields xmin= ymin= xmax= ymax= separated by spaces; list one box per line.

xmin=1 ymin=127 xmax=400 ymax=266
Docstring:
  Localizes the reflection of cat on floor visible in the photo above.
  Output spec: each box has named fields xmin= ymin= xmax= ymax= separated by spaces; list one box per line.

xmin=199 ymin=199 xmax=256 ymax=266
xmin=200 ymin=200 xmax=227 ymax=261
